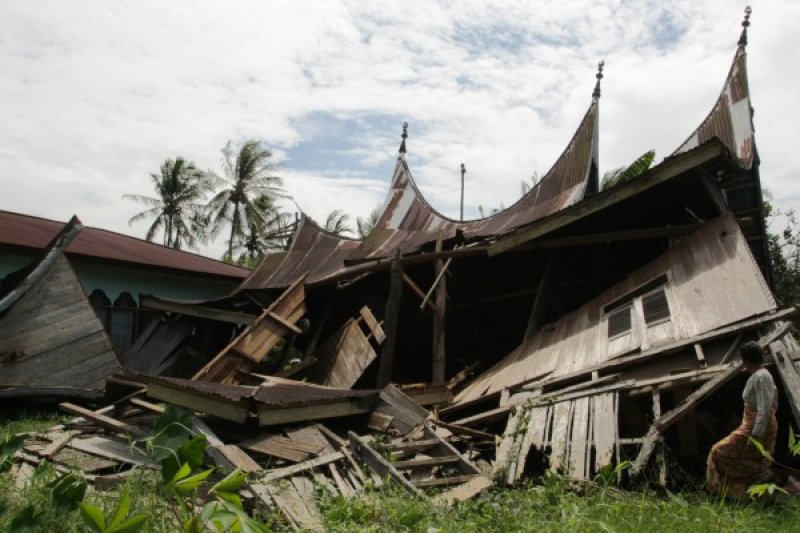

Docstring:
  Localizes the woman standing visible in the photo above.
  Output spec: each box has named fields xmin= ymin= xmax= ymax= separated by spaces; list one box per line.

xmin=707 ymin=341 xmax=778 ymax=497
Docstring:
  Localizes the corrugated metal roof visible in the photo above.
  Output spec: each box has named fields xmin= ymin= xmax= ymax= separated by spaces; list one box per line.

xmin=0 ymin=210 xmax=250 ymax=279
xmin=672 ymin=44 xmax=754 ymax=169
xmin=253 ymin=377 xmax=378 ymax=407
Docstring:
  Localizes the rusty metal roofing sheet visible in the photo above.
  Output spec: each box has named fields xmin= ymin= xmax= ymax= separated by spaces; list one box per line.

xmin=0 ymin=210 xmax=250 ymax=279
xmin=672 ymin=45 xmax=754 ymax=169
xmin=149 ymin=377 xmax=257 ymax=404
xmin=237 ymin=216 xmax=361 ymax=290
xmin=253 ymin=378 xmax=378 ymax=407
xmin=346 ymin=99 xmax=598 ymax=263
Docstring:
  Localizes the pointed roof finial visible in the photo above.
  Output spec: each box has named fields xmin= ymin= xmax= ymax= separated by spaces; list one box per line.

xmin=399 ymin=121 xmax=408 ymax=157
xmin=592 ymin=60 xmax=604 ymax=99
xmin=738 ymin=6 xmax=751 ymax=47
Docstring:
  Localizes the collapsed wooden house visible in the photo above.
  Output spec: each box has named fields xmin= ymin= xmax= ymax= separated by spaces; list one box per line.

xmin=5 ymin=13 xmax=799 ymax=520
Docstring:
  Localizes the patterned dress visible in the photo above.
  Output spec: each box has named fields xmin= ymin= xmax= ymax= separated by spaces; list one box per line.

xmin=706 ymin=368 xmax=777 ymax=497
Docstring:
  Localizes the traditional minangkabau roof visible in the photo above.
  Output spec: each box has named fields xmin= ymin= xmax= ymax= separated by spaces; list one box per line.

xmin=672 ymin=6 xmax=755 ymax=169
xmin=0 ymin=210 xmax=250 ymax=280
xmin=239 ymin=66 xmax=603 ymax=290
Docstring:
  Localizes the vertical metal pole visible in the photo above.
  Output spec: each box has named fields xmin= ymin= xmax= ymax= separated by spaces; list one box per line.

xmin=460 ymin=163 xmax=466 ymax=222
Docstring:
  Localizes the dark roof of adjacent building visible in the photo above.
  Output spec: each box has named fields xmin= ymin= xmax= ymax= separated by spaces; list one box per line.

xmin=0 ymin=210 xmax=250 ymax=280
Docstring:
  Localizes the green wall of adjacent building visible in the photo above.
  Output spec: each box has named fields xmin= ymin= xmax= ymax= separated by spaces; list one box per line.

xmin=0 ymin=252 xmax=240 ymax=303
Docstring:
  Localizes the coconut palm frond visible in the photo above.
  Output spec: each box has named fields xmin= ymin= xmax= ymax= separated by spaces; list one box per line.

xmin=602 ymin=150 xmax=655 ymax=191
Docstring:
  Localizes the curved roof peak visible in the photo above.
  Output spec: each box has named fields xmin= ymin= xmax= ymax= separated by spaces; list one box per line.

xmin=592 ymin=60 xmax=605 ymax=100
xmin=398 ymin=121 xmax=409 ymax=160
xmin=672 ymin=8 xmax=755 ymax=169
xmin=738 ymin=6 xmax=752 ymax=48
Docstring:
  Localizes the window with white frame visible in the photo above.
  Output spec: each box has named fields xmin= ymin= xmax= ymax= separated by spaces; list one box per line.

xmin=604 ymin=275 xmax=672 ymax=347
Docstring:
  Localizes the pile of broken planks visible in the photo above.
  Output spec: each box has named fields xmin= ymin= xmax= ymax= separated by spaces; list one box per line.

xmin=6 ymin=380 xmax=491 ymax=532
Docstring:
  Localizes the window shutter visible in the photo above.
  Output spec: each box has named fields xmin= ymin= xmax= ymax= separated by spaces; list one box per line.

xmin=643 ymin=290 xmax=670 ymax=325
xmin=607 ymin=306 xmax=632 ymax=338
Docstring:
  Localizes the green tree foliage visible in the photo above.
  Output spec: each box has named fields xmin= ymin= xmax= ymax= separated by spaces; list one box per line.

xmin=124 ymin=158 xmax=213 ymax=249
xmin=230 ymin=195 xmax=295 ymax=266
xmin=356 ymin=204 xmax=382 ymax=238
xmin=207 ymin=140 xmax=286 ymax=260
xmin=765 ymin=201 xmax=800 ymax=309
xmin=601 ymin=150 xmax=655 ymax=191
xmin=324 ymin=209 xmax=353 ymax=236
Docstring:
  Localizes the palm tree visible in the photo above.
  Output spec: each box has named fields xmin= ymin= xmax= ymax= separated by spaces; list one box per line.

xmin=207 ymin=140 xmax=286 ymax=259
xmin=324 ymin=209 xmax=353 ymax=236
xmin=356 ymin=204 xmax=382 ymax=238
xmin=124 ymin=157 xmax=212 ymax=249
xmin=230 ymin=194 xmax=295 ymax=265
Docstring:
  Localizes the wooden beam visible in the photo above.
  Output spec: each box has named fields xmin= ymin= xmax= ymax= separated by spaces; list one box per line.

xmin=403 ymin=273 xmax=436 ymax=312
xmin=514 ymin=223 xmax=702 ymax=251
xmin=376 ymin=255 xmax=403 ymax=388
xmin=432 ymin=239 xmax=448 ymax=386
xmin=139 ymin=295 xmax=258 ymax=325
xmin=60 ymin=402 xmax=146 ymax=437
xmin=766 ymin=332 xmax=800 ymax=429
xmin=263 ymin=451 xmax=344 ymax=482
xmin=268 ymin=311 xmax=303 ymax=334
xmin=420 ymin=257 xmax=452 ymax=311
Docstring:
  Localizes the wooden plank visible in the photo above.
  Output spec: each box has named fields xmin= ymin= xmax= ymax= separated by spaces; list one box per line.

xmin=548 ymin=400 xmax=573 ymax=473
xmin=267 ymin=477 xmax=324 ymax=532
xmin=376 ymin=257 xmax=403 ymax=387
xmin=413 ymin=474 xmax=477 ymax=488
xmin=348 ymin=431 xmax=423 ymax=496
xmin=263 ymin=451 xmax=344 ymax=482
xmin=393 ymin=456 xmax=460 ymax=469
xmin=217 ymin=445 xmax=261 ymax=473
xmin=720 ymin=333 xmax=744 ymax=364
xmin=268 ymin=312 xmax=303 ymax=335
xmin=375 ymin=439 xmax=440 ymax=453
xmin=39 ymin=430 xmax=78 ymax=459
xmin=768 ymin=335 xmax=800 ymax=428
xmin=404 ymin=386 xmax=453 ymax=406
xmin=567 ymin=397 xmax=590 ymax=479
xmin=69 ymin=436 xmax=154 ymax=467
xmin=59 ymin=403 xmax=146 ymax=437
xmin=693 ymin=344 xmax=707 ymax=367
xmin=432 ymin=420 xmax=494 ymax=440
xmin=128 ymin=397 xmax=166 ymax=414
xmin=368 ymin=412 xmax=394 ymax=432
xmin=591 ymin=393 xmax=616 ymax=470
xmin=432 ymin=238 xmax=448 ymax=386
xmin=139 ymin=295 xmax=258 ymax=325
xmin=509 ymin=405 xmax=550 ymax=484
xmin=322 ymin=319 xmax=377 ymax=389
xmin=374 ymin=384 xmax=429 ymax=435
xmin=240 ymin=434 xmax=323 ymax=463
xmin=432 ymin=475 xmax=493 ymax=507
xmin=359 ymin=306 xmax=386 ymax=344
xmin=652 ymin=389 xmax=667 ymax=486
xmin=420 ymin=257 xmax=452 ymax=311
xmin=193 ymin=276 xmax=306 ymax=383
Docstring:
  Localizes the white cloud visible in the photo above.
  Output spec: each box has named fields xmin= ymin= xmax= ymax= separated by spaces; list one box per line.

xmin=0 ymin=0 xmax=797 ymax=257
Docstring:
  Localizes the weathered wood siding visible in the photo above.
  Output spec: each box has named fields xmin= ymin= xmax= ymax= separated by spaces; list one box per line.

xmin=0 ymin=255 xmax=120 ymax=389
xmin=456 ymin=213 xmax=775 ymax=403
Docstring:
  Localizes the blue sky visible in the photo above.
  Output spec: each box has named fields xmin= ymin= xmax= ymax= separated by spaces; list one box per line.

xmin=0 ymin=1 xmax=797 ymax=258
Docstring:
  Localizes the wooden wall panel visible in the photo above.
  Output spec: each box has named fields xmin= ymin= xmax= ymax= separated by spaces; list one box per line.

xmin=456 ymin=214 xmax=776 ymax=403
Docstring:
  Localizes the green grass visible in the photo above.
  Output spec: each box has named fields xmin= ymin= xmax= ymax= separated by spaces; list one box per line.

xmin=2 ymin=412 xmax=799 ymax=532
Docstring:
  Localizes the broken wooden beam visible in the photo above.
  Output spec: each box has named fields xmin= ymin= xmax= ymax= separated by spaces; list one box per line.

xmin=347 ymin=431 xmax=424 ymax=497
xmin=139 ymin=295 xmax=258 ymax=325
xmin=60 ymin=403 xmax=147 ymax=437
